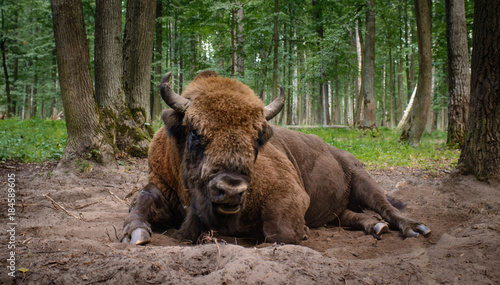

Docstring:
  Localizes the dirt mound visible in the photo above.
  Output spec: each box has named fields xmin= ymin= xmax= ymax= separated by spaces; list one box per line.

xmin=1 ymin=160 xmax=498 ymax=284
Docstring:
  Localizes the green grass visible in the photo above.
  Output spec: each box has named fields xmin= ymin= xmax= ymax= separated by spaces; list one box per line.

xmin=294 ymin=127 xmax=459 ymax=171
xmin=0 ymin=119 xmax=459 ymax=171
xmin=0 ymin=119 xmax=66 ymax=162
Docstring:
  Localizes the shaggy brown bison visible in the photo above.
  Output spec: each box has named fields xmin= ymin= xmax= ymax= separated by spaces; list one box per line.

xmin=121 ymin=70 xmax=431 ymax=245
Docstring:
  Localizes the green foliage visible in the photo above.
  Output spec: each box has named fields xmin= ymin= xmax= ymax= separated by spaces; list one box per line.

xmin=295 ymin=127 xmax=459 ymax=171
xmin=0 ymin=119 xmax=66 ymax=162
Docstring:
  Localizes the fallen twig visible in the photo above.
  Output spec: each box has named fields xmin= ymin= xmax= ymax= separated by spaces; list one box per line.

xmin=125 ymin=175 xmax=142 ymax=199
xmin=42 ymin=193 xmax=85 ymax=221
xmin=108 ymin=190 xmax=130 ymax=205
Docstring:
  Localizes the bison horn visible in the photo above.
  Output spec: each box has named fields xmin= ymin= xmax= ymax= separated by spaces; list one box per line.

xmin=160 ymin=72 xmax=191 ymax=113
xmin=264 ymin=86 xmax=286 ymax=121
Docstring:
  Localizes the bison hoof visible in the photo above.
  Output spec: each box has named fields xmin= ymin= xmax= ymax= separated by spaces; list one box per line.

xmin=405 ymin=224 xmax=431 ymax=238
xmin=122 ymin=228 xmax=151 ymax=245
xmin=406 ymin=229 xmax=420 ymax=238
xmin=416 ymin=224 xmax=431 ymax=236
xmin=374 ymin=222 xmax=389 ymax=238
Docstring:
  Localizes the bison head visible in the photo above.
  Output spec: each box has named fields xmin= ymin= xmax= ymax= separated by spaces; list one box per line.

xmin=159 ymin=71 xmax=284 ymax=231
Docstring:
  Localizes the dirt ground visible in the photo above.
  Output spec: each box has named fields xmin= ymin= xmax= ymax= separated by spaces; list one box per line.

xmin=1 ymin=159 xmax=499 ymax=284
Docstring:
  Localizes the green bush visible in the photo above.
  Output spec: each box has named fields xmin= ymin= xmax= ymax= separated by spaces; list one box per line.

xmin=294 ymin=127 xmax=459 ymax=170
xmin=0 ymin=119 xmax=459 ymax=171
xmin=0 ymin=119 xmax=67 ymax=162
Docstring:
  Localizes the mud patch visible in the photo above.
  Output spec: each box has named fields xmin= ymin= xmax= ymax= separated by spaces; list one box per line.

xmin=1 ymin=160 xmax=498 ymax=284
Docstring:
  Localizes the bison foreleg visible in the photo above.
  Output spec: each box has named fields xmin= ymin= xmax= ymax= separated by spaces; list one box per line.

xmin=121 ymin=183 xmax=178 ymax=245
xmin=350 ymin=170 xmax=431 ymax=238
xmin=261 ymin=193 xmax=310 ymax=244
xmin=178 ymin=207 xmax=204 ymax=243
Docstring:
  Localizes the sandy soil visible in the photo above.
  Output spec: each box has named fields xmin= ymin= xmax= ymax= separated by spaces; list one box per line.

xmin=1 ymin=159 xmax=499 ymax=284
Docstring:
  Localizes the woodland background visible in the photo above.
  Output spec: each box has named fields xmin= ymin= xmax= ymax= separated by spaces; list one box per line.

xmin=0 ymin=0 xmax=473 ymax=129
xmin=2 ymin=0 xmax=499 ymax=182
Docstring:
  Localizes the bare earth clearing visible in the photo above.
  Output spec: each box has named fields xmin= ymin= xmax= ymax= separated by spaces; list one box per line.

xmin=1 ymin=159 xmax=499 ymax=284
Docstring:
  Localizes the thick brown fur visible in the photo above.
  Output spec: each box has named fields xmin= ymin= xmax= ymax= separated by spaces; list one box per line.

xmin=122 ymin=71 xmax=430 ymax=245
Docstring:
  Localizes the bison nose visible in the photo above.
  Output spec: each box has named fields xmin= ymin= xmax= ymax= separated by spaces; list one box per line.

xmin=209 ymin=174 xmax=248 ymax=205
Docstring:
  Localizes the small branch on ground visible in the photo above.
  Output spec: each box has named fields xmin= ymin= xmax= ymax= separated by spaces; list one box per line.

xmin=42 ymin=193 xmax=86 ymax=221
xmin=108 ymin=190 xmax=130 ymax=205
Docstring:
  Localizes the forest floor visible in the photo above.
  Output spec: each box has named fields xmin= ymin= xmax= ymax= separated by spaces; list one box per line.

xmin=1 ymin=159 xmax=499 ymax=284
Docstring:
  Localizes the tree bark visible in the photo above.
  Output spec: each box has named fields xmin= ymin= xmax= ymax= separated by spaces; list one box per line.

xmin=237 ymin=2 xmax=245 ymax=77
xmin=231 ymin=3 xmax=237 ymax=76
xmin=353 ymin=23 xmax=365 ymax=127
xmin=95 ymin=0 xmax=151 ymax=157
xmin=334 ymin=59 xmax=341 ymax=124
xmin=445 ymin=0 xmax=470 ymax=147
xmin=1 ymin=38 xmax=12 ymax=117
xmin=458 ymin=0 xmax=500 ymax=182
xmin=362 ymin=0 xmax=377 ymax=131
xmin=389 ymin=49 xmax=396 ymax=128
xmin=51 ymin=0 xmax=114 ymax=166
xmin=152 ymin=0 xmax=163 ymax=121
xmin=123 ymin=0 xmax=156 ymax=125
xmin=400 ymin=0 xmax=432 ymax=146
xmin=272 ymin=0 xmax=279 ymax=100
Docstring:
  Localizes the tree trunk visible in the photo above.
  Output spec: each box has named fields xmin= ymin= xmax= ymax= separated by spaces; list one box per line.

xmin=397 ymin=83 xmax=417 ymax=129
xmin=30 ymin=73 xmax=37 ymax=118
xmin=1 ymin=38 xmax=12 ymax=118
xmin=51 ymin=0 xmax=114 ymax=166
xmin=445 ymin=0 xmax=470 ymax=147
xmin=334 ymin=60 xmax=341 ymax=124
xmin=389 ymin=49 xmax=396 ymax=128
xmin=458 ymin=0 xmax=500 ymax=182
xmin=397 ymin=57 xmax=404 ymax=121
xmin=272 ymin=0 xmax=279 ymax=100
xmin=362 ymin=0 xmax=377 ymax=131
xmin=123 ymin=0 xmax=156 ymax=125
xmin=237 ymin=2 xmax=245 ymax=77
xmin=152 ymin=0 xmax=163 ymax=121
xmin=400 ymin=0 xmax=432 ymax=146
xmin=231 ymin=4 xmax=237 ymax=76
xmin=382 ymin=63 xmax=387 ymax=127
xmin=353 ymin=23 xmax=365 ymax=127
xmin=95 ymin=0 xmax=150 ymax=157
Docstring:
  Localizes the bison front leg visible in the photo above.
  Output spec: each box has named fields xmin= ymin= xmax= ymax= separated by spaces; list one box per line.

xmin=261 ymin=190 xmax=310 ymax=244
xmin=121 ymin=183 xmax=183 ymax=245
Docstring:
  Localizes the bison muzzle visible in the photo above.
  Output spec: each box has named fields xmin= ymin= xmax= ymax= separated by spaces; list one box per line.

xmin=121 ymin=70 xmax=431 ymax=245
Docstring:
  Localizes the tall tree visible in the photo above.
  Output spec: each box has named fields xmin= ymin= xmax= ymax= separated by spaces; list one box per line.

xmin=231 ymin=3 xmax=237 ymax=76
xmin=445 ymin=0 xmax=470 ymax=147
xmin=237 ymin=1 xmax=245 ymax=77
xmin=400 ymin=0 xmax=432 ymax=146
xmin=51 ymin=0 xmax=114 ymax=166
xmin=458 ymin=0 xmax=500 ymax=182
xmin=353 ymin=22 xmax=365 ymax=127
xmin=123 ymin=0 xmax=156 ymax=125
xmin=1 ymin=0 xmax=15 ymax=118
xmin=95 ymin=0 xmax=152 ymax=157
xmin=152 ymin=0 xmax=163 ymax=121
xmin=362 ymin=0 xmax=377 ymax=131
xmin=313 ymin=0 xmax=330 ymax=126
xmin=272 ymin=0 xmax=279 ymax=100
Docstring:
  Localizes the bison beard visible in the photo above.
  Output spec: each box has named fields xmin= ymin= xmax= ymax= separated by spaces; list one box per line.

xmin=121 ymin=70 xmax=431 ymax=245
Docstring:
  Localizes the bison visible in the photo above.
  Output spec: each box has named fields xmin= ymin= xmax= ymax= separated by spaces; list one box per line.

xmin=121 ymin=70 xmax=431 ymax=245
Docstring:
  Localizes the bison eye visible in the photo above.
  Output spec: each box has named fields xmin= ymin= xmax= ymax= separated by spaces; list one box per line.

xmin=188 ymin=129 xmax=206 ymax=157
xmin=188 ymin=130 xmax=200 ymax=147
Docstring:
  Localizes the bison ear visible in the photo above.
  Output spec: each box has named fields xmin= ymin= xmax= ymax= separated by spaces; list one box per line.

xmin=161 ymin=109 xmax=186 ymax=139
xmin=193 ymin=70 xmax=219 ymax=81
xmin=257 ymin=123 xmax=274 ymax=149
